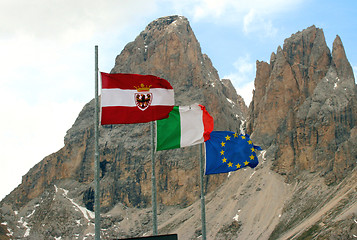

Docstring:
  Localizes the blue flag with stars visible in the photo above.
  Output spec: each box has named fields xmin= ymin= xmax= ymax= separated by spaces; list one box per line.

xmin=205 ymin=131 xmax=262 ymax=175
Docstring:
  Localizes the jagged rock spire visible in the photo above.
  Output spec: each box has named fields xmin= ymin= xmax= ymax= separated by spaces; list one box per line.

xmin=247 ymin=25 xmax=357 ymax=183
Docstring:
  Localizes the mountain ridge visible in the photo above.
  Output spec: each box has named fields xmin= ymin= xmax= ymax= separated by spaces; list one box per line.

xmin=1 ymin=16 xmax=356 ymax=239
xmin=247 ymin=25 xmax=356 ymax=185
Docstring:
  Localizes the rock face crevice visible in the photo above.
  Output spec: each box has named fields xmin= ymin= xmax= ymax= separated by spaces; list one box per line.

xmin=247 ymin=25 xmax=357 ymax=183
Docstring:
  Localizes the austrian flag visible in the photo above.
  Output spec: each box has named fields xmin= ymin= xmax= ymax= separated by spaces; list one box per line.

xmin=100 ymin=72 xmax=174 ymax=124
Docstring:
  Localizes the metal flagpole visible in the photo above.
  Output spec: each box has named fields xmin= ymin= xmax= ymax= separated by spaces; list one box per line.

xmin=199 ymin=143 xmax=207 ymax=240
xmin=151 ymin=121 xmax=158 ymax=235
xmin=94 ymin=45 xmax=101 ymax=240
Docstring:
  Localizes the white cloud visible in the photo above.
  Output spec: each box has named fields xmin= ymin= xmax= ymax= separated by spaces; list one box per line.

xmin=0 ymin=91 xmax=83 ymax=200
xmin=353 ymin=65 xmax=357 ymax=83
xmin=192 ymin=0 xmax=229 ymax=19
xmin=0 ymin=0 xmax=159 ymax=41
xmin=0 ymin=36 xmax=94 ymax=105
xmin=238 ymin=81 xmax=255 ymax=107
xmin=233 ymin=55 xmax=255 ymax=77
xmin=173 ymin=0 xmax=303 ymax=37
xmin=243 ymin=9 xmax=278 ymax=37
xmin=223 ymin=55 xmax=256 ymax=105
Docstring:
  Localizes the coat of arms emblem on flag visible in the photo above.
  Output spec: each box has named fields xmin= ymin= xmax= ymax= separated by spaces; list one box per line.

xmin=134 ymin=84 xmax=152 ymax=111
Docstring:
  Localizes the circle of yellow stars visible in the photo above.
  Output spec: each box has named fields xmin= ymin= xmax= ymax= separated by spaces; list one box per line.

xmin=220 ymin=132 xmax=256 ymax=170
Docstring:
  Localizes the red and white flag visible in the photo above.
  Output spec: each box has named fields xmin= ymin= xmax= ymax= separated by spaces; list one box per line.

xmin=101 ymin=72 xmax=174 ymax=125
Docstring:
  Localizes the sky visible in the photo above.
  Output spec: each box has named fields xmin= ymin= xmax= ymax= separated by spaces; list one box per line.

xmin=0 ymin=0 xmax=356 ymax=201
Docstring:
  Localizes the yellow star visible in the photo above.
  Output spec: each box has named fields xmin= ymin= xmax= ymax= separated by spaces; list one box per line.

xmin=249 ymin=155 xmax=255 ymax=160
xmin=220 ymin=150 xmax=225 ymax=155
xmin=244 ymin=161 xmax=249 ymax=165
xmin=222 ymin=157 xmax=227 ymax=163
xmin=248 ymin=140 xmax=252 ymax=144
xmin=221 ymin=141 xmax=225 ymax=147
xmin=236 ymin=163 xmax=241 ymax=169
xmin=233 ymin=133 xmax=238 ymax=138
xmin=225 ymin=135 xmax=231 ymax=141
xmin=228 ymin=162 xmax=233 ymax=167
xmin=241 ymin=135 xmax=246 ymax=139
xmin=251 ymin=147 xmax=255 ymax=152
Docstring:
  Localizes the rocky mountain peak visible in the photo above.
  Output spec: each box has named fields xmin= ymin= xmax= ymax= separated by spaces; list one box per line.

xmin=112 ymin=15 xmax=245 ymax=126
xmin=332 ymin=34 xmax=355 ymax=81
xmin=247 ymin=25 xmax=357 ymax=183
xmin=144 ymin=15 xmax=188 ymax=33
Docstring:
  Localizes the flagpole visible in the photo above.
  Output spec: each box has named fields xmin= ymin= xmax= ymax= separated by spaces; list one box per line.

xmin=199 ymin=143 xmax=207 ymax=240
xmin=151 ymin=121 xmax=158 ymax=235
xmin=94 ymin=45 xmax=101 ymax=240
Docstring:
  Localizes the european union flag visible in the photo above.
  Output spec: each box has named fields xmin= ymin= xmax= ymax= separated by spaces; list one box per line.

xmin=205 ymin=131 xmax=262 ymax=175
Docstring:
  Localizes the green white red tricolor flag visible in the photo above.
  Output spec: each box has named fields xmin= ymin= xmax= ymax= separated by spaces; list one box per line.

xmin=100 ymin=72 xmax=174 ymax=125
xmin=156 ymin=104 xmax=214 ymax=151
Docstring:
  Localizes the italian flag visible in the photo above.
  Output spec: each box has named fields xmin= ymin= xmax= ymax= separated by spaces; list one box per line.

xmin=156 ymin=104 xmax=214 ymax=151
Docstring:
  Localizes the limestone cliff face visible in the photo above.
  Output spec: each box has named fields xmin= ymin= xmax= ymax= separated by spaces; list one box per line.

xmin=247 ymin=25 xmax=357 ymax=183
xmin=2 ymin=16 xmax=245 ymax=212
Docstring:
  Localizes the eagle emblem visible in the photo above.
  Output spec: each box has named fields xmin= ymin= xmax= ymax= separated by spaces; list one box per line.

xmin=134 ymin=83 xmax=153 ymax=111
xmin=135 ymin=92 xmax=152 ymax=111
